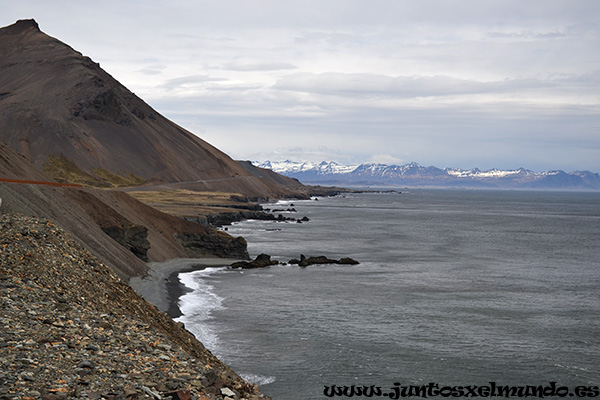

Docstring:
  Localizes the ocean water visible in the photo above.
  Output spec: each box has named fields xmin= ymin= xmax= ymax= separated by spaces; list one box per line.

xmin=176 ymin=189 xmax=600 ymax=399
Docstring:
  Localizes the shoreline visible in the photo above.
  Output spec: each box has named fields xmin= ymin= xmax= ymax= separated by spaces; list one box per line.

xmin=130 ymin=257 xmax=242 ymax=318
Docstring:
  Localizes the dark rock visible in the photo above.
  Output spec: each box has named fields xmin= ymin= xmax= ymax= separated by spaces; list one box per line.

xmin=204 ymin=209 xmax=295 ymax=227
xmin=77 ymin=360 xmax=95 ymax=369
xmin=42 ymin=394 xmax=67 ymax=400
xmin=101 ymin=224 xmax=150 ymax=261
xmin=163 ymin=390 xmax=191 ymax=400
xmin=289 ymin=254 xmax=360 ymax=267
xmin=174 ymin=232 xmax=249 ymax=260
xmin=306 ymin=256 xmax=337 ymax=265
xmin=231 ymin=254 xmax=278 ymax=269
xmin=55 ymin=302 xmax=71 ymax=311
xmin=202 ymin=370 xmax=218 ymax=387
xmin=72 ymin=90 xmax=132 ymax=126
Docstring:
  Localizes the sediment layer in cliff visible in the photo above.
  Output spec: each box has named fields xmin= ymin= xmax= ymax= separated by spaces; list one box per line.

xmin=0 ymin=182 xmax=249 ymax=281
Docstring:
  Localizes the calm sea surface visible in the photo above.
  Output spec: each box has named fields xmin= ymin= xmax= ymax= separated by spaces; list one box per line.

xmin=176 ymin=190 xmax=600 ymax=399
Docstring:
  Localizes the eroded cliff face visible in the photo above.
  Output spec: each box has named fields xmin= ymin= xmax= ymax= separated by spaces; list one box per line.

xmin=174 ymin=231 xmax=248 ymax=259
xmin=0 ymin=183 xmax=249 ymax=280
xmin=101 ymin=224 xmax=151 ymax=261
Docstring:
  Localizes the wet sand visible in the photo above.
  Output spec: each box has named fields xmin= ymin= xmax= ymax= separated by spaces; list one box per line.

xmin=130 ymin=257 xmax=242 ymax=318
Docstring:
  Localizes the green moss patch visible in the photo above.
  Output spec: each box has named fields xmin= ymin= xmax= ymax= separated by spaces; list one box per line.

xmin=43 ymin=154 xmax=146 ymax=188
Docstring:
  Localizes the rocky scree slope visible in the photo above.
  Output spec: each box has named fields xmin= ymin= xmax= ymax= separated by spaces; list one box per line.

xmin=0 ymin=213 xmax=269 ymax=400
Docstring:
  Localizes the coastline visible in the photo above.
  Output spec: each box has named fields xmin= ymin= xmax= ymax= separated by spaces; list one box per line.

xmin=130 ymin=257 xmax=242 ymax=318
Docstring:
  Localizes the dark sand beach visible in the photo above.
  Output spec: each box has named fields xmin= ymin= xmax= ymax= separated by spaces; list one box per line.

xmin=130 ymin=257 xmax=243 ymax=318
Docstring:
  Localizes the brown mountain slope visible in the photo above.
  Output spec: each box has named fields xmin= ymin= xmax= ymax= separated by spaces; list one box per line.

xmin=0 ymin=139 xmax=54 ymax=181
xmin=0 ymin=19 xmax=302 ymax=197
xmin=0 ymin=181 xmax=249 ymax=280
xmin=0 ymin=135 xmax=248 ymax=280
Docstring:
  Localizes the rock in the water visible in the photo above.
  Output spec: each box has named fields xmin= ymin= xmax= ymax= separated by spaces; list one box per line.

xmin=288 ymin=254 xmax=360 ymax=267
xmin=231 ymin=253 xmax=279 ymax=269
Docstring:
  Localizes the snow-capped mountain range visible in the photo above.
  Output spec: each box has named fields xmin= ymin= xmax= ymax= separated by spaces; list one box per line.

xmin=254 ymin=161 xmax=600 ymax=190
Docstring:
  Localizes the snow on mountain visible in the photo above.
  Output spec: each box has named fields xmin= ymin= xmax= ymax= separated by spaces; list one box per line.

xmin=252 ymin=160 xmax=600 ymax=190
xmin=445 ymin=167 xmax=532 ymax=178
xmin=255 ymin=160 xmax=357 ymax=175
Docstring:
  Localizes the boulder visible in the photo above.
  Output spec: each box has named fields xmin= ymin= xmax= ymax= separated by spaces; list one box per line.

xmin=101 ymin=224 xmax=150 ymax=261
xmin=288 ymin=254 xmax=360 ymax=267
xmin=306 ymin=256 xmax=338 ymax=265
xmin=231 ymin=253 xmax=279 ymax=269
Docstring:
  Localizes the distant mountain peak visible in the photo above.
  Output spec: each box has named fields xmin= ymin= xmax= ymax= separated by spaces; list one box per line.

xmin=253 ymin=160 xmax=600 ymax=190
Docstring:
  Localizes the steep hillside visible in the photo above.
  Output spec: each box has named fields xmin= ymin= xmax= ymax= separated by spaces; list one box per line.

xmin=0 ymin=182 xmax=249 ymax=280
xmin=0 ymin=140 xmax=54 ymax=182
xmin=0 ymin=134 xmax=249 ymax=280
xmin=0 ymin=19 xmax=302 ymax=198
xmin=0 ymin=213 xmax=267 ymax=399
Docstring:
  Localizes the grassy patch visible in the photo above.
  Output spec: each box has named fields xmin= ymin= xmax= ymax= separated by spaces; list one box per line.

xmin=43 ymin=154 xmax=146 ymax=188
xmin=127 ymin=189 xmax=237 ymax=205
xmin=92 ymin=168 xmax=146 ymax=188
xmin=127 ymin=189 xmax=248 ymax=217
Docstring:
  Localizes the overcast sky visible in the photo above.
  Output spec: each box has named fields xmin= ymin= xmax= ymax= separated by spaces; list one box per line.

xmin=3 ymin=1 xmax=599 ymax=171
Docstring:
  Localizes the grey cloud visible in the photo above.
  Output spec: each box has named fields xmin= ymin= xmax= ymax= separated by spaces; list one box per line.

xmin=137 ymin=68 xmax=163 ymax=75
xmin=273 ymin=72 xmax=555 ymax=98
xmin=221 ymin=61 xmax=297 ymax=72
xmin=487 ymin=30 xmax=568 ymax=40
xmin=160 ymin=75 xmax=228 ymax=90
xmin=150 ymin=85 xmax=599 ymax=171
xmin=293 ymin=31 xmax=364 ymax=45
xmin=3 ymin=0 xmax=599 ymax=172
xmin=205 ymin=84 xmax=266 ymax=92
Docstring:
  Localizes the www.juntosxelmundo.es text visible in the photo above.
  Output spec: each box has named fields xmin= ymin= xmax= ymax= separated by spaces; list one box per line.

xmin=323 ymin=382 xmax=600 ymax=398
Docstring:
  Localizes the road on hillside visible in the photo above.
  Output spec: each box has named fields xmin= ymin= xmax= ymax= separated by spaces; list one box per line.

xmin=0 ymin=177 xmax=83 ymax=187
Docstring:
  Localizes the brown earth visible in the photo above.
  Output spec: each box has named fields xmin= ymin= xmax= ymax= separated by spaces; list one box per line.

xmin=0 ymin=140 xmax=54 ymax=182
xmin=0 ymin=182 xmax=250 ymax=281
xmin=0 ymin=140 xmax=249 ymax=280
xmin=0 ymin=19 xmax=306 ymax=199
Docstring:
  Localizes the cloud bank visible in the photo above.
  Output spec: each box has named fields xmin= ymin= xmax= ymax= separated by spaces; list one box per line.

xmin=2 ymin=0 xmax=599 ymax=171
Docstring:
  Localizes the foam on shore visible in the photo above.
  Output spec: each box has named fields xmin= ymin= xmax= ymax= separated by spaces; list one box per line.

xmin=129 ymin=257 xmax=242 ymax=317
xmin=176 ymin=268 xmax=228 ymax=353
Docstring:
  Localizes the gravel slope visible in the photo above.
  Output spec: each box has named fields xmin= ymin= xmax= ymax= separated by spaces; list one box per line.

xmin=0 ymin=213 xmax=269 ymax=400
